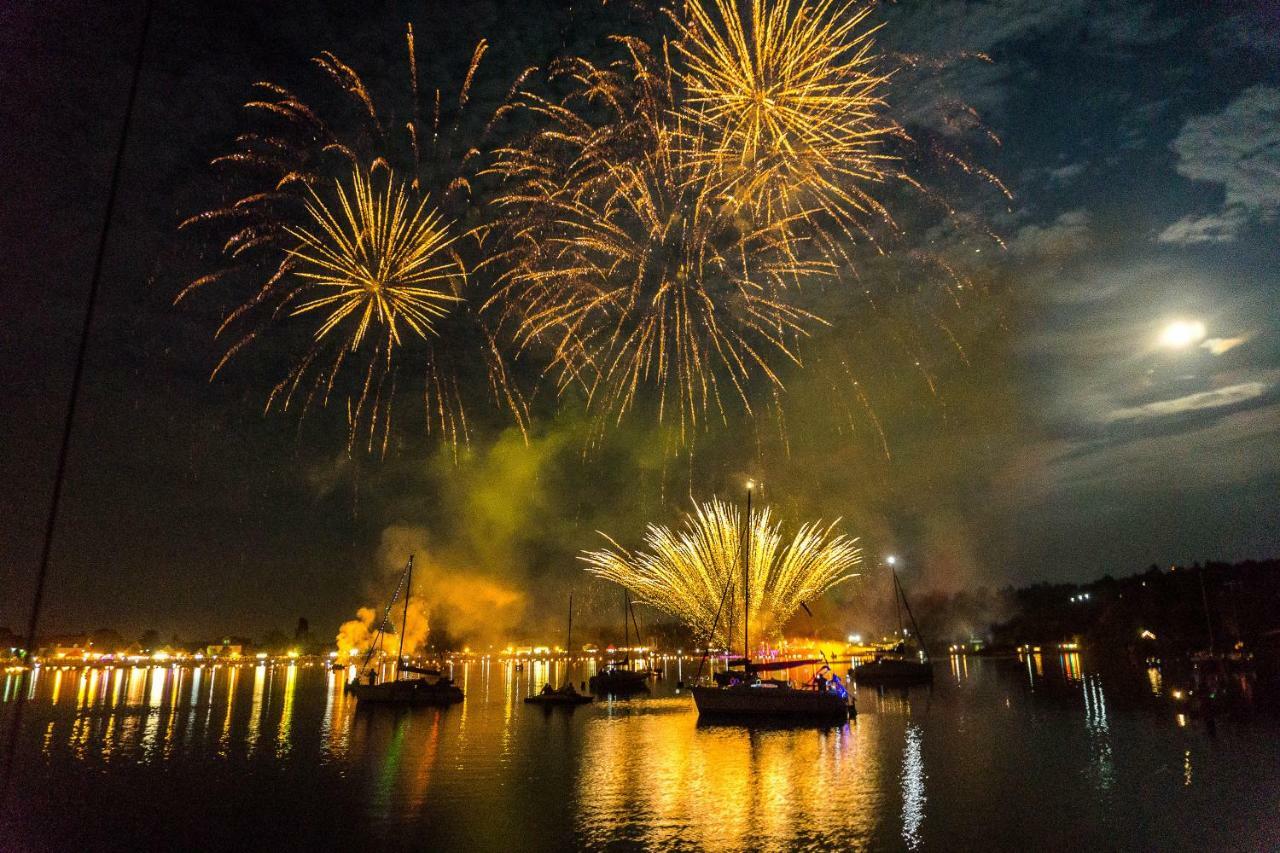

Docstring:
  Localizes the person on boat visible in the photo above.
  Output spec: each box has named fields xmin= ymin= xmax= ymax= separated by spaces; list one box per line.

xmin=365 ymin=670 xmax=376 ymax=685
xmin=815 ymin=672 xmax=827 ymax=693
xmin=541 ymin=683 xmax=554 ymax=695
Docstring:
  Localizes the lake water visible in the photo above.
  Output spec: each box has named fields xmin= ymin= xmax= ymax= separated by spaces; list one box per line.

xmin=1 ymin=654 xmax=1277 ymax=851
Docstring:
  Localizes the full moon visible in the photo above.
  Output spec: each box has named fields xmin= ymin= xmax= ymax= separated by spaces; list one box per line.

xmin=1158 ymin=319 xmax=1206 ymax=349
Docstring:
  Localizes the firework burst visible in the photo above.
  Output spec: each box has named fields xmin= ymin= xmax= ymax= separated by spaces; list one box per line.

xmin=581 ymin=497 xmax=861 ymax=646
xmin=288 ymin=168 xmax=462 ymax=348
xmin=179 ymin=28 xmax=531 ymax=454
xmin=673 ymin=0 xmax=901 ymax=243
xmin=487 ymin=39 xmax=834 ymax=438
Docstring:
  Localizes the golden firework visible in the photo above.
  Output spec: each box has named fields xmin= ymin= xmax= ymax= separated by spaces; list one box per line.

xmin=287 ymin=168 xmax=462 ymax=351
xmin=487 ymin=39 xmax=833 ymax=437
xmin=179 ymin=28 xmax=531 ymax=454
xmin=581 ymin=497 xmax=861 ymax=647
xmin=674 ymin=0 xmax=900 ymax=241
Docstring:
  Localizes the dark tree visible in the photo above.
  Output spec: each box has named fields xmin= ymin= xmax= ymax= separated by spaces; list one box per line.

xmin=138 ymin=628 xmax=160 ymax=652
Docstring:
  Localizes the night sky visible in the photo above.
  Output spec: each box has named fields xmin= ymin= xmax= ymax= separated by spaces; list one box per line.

xmin=2 ymin=0 xmax=1278 ymax=642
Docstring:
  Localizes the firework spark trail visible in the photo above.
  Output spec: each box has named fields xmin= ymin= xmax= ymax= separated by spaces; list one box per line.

xmin=179 ymin=27 xmax=530 ymax=454
xmin=581 ymin=497 xmax=861 ymax=646
xmin=486 ymin=38 xmax=835 ymax=439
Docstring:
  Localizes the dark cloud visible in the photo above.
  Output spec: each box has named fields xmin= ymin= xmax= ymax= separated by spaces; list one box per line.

xmin=1159 ymin=85 xmax=1280 ymax=244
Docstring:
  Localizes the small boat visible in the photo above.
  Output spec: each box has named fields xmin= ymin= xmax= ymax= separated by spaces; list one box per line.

xmin=348 ymin=675 xmax=464 ymax=706
xmin=590 ymin=663 xmax=650 ymax=693
xmin=853 ymin=567 xmax=933 ymax=686
xmin=589 ymin=589 xmax=650 ymax=694
xmin=527 ymin=594 xmax=594 ymax=708
xmin=692 ymin=659 xmax=851 ymax=720
xmin=691 ymin=683 xmax=849 ymax=720
xmin=346 ymin=555 xmax=464 ymax=706
xmin=852 ymin=655 xmax=933 ymax=685
xmin=524 ymin=684 xmax=593 ymax=706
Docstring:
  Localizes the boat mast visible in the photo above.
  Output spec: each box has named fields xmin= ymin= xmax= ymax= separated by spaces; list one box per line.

xmin=623 ymin=587 xmax=630 ymax=668
xmin=895 ymin=570 xmax=928 ymax=661
xmin=744 ymin=483 xmax=752 ymax=663
xmin=566 ymin=593 xmax=574 ymax=657
xmin=892 ymin=567 xmax=904 ymax=639
xmin=395 ymin=554 xmax=414 ymax=681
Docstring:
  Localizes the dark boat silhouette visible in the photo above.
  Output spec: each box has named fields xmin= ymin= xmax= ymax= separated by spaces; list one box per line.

xmin=526 ymin=594 xmax=594 ymax=707
xmin=346 ymin=555 xmax=464 ymax=706
xmin=853 ymin=566 xmax=932 ymax=686
xmin=589 ymin=588 xmax=650 ymax=694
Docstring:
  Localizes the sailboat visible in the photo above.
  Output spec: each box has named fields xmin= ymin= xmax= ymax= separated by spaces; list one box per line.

xmin=346 ymin=555 xmax=464 ymax=706
xmin=853 ymin=566 xmax=933 ymax=686
xmin=691 ymin=486 xmax=852 ymax=721
xmin=526 ymin=594 xmax=592 ymax=706
xmin=588 ymin=588 xmax=650 ymax=694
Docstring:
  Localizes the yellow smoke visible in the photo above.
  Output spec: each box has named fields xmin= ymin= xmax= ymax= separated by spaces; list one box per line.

xmin=335 ymin=524 xmax=526 ymax=658
xmin=335 ymin=598 xmax=430 ymax=664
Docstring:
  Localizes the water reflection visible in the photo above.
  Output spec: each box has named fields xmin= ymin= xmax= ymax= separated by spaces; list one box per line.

xmin=247 ymin=664 xmax=267 ymax=749
xmin=900 ymin=723 xmax=926 ymax=850
xmin=575 ymin=700 xmax=871 ymax=850
xmin=276 ymin=663 xmax=298 ymax=756
xmin=1082 ymin=674 xmax=1113 ymax=791
xmin=4 ymin=656 xmax=1275 ymax=852
xmin=1146 ymin=664 xmax=1164 ymax=696
xmin=1019 ymin=650 xmax=1044 ymax=687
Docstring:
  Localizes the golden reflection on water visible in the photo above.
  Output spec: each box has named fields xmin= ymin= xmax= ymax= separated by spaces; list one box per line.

xmin=1146 ymin=665 xmax=1164 ymax=696
xmin=142 ymin=667 xmax=168 ymax=756
xmin=276 ymin=663 xmax=298 ymax=757
xmin=247 ymin=664 xmax=267 ymax=748
xmin=322 ymin=669 xmax=352 ymax=760
xmin=575 ymin=698 xmax=875 ymax=851
xmin=220 ymin=665 xmax=239 ymax=755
